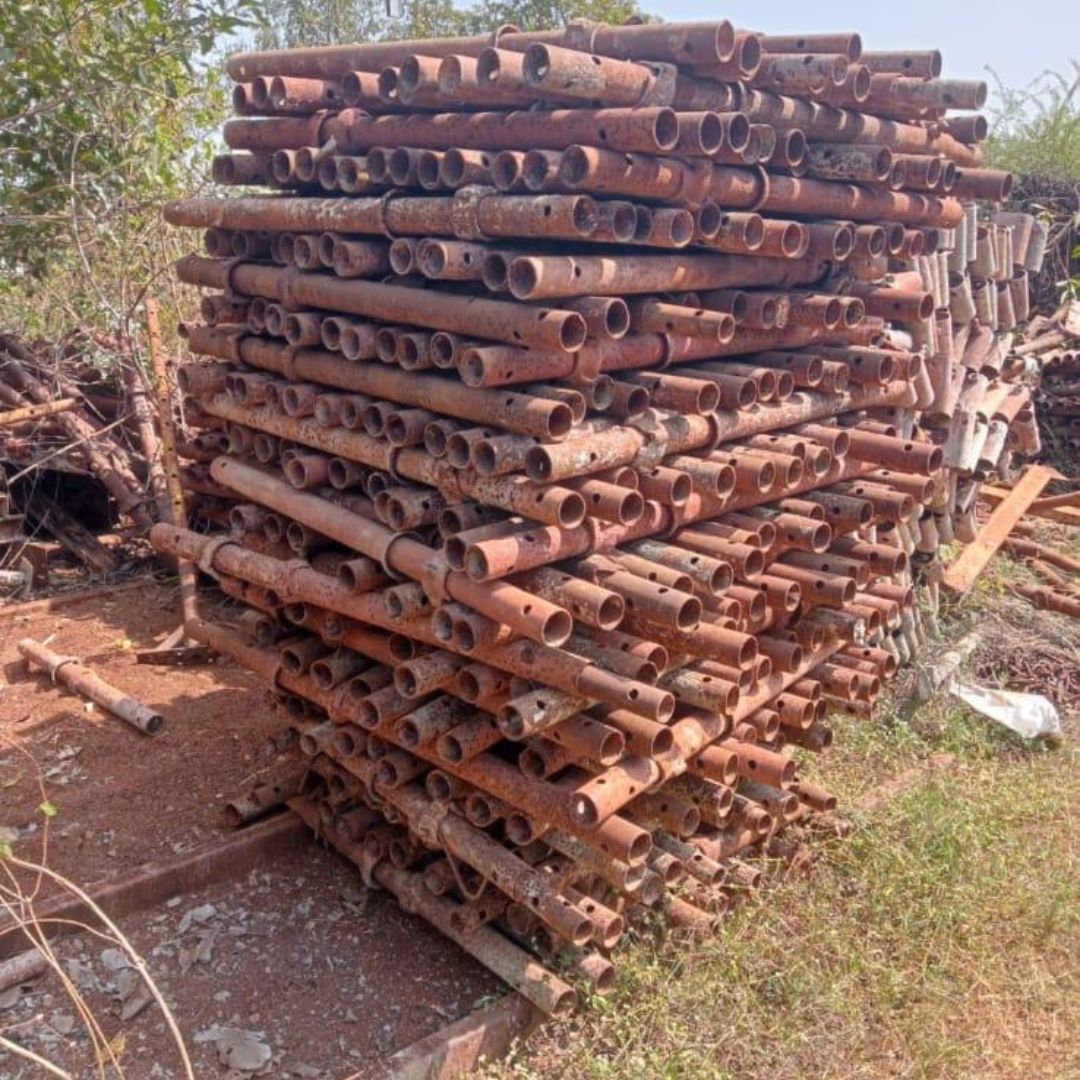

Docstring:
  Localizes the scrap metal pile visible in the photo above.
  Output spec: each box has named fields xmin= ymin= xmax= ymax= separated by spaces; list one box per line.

xmin=156 ymin=19 xmax=1037 ymax=1012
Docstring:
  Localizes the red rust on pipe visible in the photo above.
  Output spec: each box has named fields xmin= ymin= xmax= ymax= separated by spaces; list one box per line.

xmin=174 ymin=255 xmax=587 ymax=354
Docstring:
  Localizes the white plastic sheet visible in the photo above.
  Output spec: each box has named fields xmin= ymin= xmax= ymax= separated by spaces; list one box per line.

xmin=949 ymin=679 xmax=1062 ymax=740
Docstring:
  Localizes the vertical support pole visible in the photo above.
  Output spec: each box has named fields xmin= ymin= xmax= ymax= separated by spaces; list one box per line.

xmin=145 ymin=297 xmax=200 ymax=633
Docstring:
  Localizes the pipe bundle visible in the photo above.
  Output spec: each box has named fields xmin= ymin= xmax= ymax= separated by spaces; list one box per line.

xmin=158 ymin=18 xmax=1040 ymax=1012
xmin=1026 ymin=327 xmax=1080 ymax=464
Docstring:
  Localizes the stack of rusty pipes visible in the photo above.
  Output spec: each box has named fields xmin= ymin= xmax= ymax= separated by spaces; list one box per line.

xmin=1030 ymin=344 xmax=1080 ymax=458
xmin=157 ymin=18 xmax=1038 ymax=1012
xmin=904 ymin=204 xmax=1044 ymax=559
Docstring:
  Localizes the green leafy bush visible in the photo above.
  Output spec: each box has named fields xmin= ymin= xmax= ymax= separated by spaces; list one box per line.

xmin=986 ymin=63 xmax=1080 ymax=182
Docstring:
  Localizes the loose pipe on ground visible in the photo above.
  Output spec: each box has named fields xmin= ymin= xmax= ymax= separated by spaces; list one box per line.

xmin=17 ymin=638 xmax=165 ymax=735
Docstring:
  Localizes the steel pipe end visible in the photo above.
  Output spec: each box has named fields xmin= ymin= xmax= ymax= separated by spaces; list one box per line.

xmin=376 ymin=67 xmax=399 ymax=104
xmin=397 ymin=55 xmax=423 ymax=96
xmin=416 ymin=150 xmax=442 ymax=189
xmin=522 ymin=149 xmax=554 ymax=191
xmin=557 ymin=145 xmax=592 ymax=186
xmin=522 ymin=44 xmax=553 ymax=87
xmin=366 ymin=146 xmax=392 ymax=183
xmin=781 ymin=222 xmax=808 ymax=258
xmin=555 ymin=490 xmax=587 ymax=529
xmin=727 ymin=113 xmax=751 ymax=153
xmin=387 ymin=239 xmax=414 ymax=276
xmin=436 ymin=55 xmax=464 ymax=94
xmin=695 ymin=112 xmax=725 ymax=156
xmin=431 ymin=606 xmax=456 ymax=641
xmin=492 ymin=150 xmax=523 ymax=191
xmin=734 ymin=33 xmax=762 ymax=78
xmin=475 ymin=47 xmax=504 ymax=87
xmin=652 ymin=108 xmax=680 ymax=152
xmin=695 ymin=201 xmax=722 ymax=240
xmin=481 ymin=252 xmax=510 ymax=293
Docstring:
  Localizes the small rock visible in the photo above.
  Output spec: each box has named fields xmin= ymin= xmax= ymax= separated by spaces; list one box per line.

xmin=216 ymin=1028 xmax=272 ymax=1072
xmin=52 ymin=1013 xmax=76 ymax=1036
xmin=0 ymin=986 xmax=21 ymax=1010
xmin=101 ymin=948 xmax=128 ymax=972
xmin=113 ymin=969 xmax=141 ymax=1001
xmin=195 ymin=934 xmax=216 ymax=965
xmin=120 ymin=987 xmax=154 ymax=1022
xmin=64 ymin=958 xmax=98 ymax=991
xmin=178 ymin=903 xmax=217 ymax=934
xmin=178 ymin=944 xmax=198 ymax=975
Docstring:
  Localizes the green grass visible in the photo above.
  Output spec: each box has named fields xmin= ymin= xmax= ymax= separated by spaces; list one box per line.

xmin=481 ymin=560 xmax=1080 ymax=1080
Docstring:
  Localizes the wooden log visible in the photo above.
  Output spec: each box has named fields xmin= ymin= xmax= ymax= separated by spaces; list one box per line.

xmin=1029 ymin=490 xmax=1080 ymax=513
xmin=24 ymin=490 xmax=119 ymax=574
xmin=0 ymin=949 xmax=49 ymax=993
xmin=979 ymin=483 xmax=1080 ymax=529
xmin=0 ymin=814 xmax=306 ymax=959
xmin=943 ymin=465 xmax=1055 ymax=594
xmin=145 ymin=298 xmax=200 ymax=629
xmin=124 ymin=360 xmax=169 ymax=520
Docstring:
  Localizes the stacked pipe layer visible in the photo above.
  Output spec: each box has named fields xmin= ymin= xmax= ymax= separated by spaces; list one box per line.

xmin=1029 ymin=331 xmax=1080 ymax=464
xmin=159 ymin=19 xmax=1037 ymax=1011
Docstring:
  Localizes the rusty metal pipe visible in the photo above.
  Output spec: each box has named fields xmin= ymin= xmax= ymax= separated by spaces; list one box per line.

xmin=504 ymin=251 xmax=819 ymax=300
xmin=175 ymin=255 xmax=587 ymax=353
xmin=17 ymin=639 xmax=165 ymax=735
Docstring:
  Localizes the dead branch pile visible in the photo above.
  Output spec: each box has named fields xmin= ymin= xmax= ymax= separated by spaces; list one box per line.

xmin=1013 ymin=304 xmax=1080 ymax=474
xmin=972 ymin=609 xmax=1080 ymax=712
xmin=0 ymin=330 xmax=168 ymax=585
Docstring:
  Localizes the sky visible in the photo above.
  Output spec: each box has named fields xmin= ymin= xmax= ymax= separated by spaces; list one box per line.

xmin=646 ymin=0 xmax=1079 ymax=106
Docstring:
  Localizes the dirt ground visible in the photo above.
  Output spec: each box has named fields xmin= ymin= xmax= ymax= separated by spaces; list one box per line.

xmin=0 ymin=580 xmax=497 ymax=1078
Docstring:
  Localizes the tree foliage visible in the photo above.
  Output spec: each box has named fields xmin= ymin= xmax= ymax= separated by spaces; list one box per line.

xmin=986 ymin=63 xmax=1080 ymax=183
xmin=0 ymin=0 xmax=646 ymax=338
xmin=255 ymin=0 xmax=644 ymax=49
xmin=466 ymin=0 xmax=644 ymax=33
xmin=254 ymin=0 xmax=395 ymax=48
xmin=0 ymin=0 xmax=257 ymax=333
